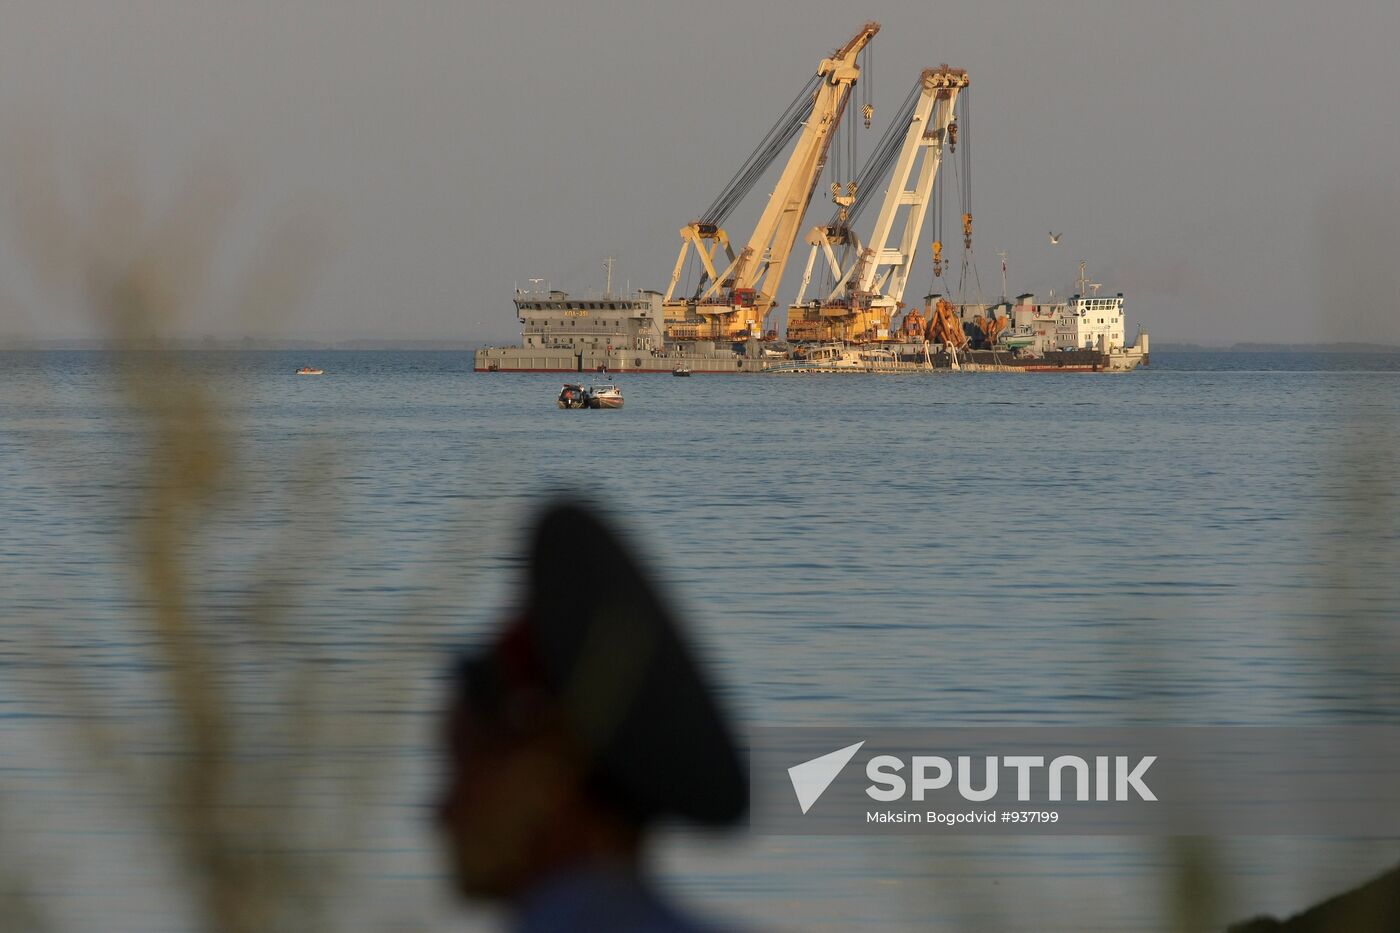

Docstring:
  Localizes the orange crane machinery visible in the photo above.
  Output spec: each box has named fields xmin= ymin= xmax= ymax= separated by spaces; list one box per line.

xmin=787 ymin=65 xmax=967 ymax=344
xmin=926 ymin=296 xmax=968 ymax=349
xmin=897 ymin=305 xmax=927 ymax=339
xmin=971 ymin=311 xmax=1010 ymax=347
xmin=663 ymin=22 xmax=879 ymax=342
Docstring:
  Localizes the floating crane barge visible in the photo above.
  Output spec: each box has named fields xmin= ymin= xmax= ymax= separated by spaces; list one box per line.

xmin=474 ymin=22 xmax=1148 ymax=375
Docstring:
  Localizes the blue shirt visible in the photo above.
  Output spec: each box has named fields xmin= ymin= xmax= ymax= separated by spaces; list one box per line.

xmin=515 ymin=864 xmax=730 ymax=933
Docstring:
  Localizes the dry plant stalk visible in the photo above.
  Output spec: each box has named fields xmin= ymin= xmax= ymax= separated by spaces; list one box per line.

xmin=2 ymin=137 xmax=428 ymax=933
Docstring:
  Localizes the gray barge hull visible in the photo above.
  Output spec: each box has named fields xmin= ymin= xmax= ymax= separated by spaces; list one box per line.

xmin=475 ymin=345 xmax=769 ymax=374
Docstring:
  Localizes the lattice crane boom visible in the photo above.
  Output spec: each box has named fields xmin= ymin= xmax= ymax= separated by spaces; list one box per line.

xmin=663 ymin=23 xmax=879 ymax=341
xmin=786 ymin=65 xmax=967 ymax=344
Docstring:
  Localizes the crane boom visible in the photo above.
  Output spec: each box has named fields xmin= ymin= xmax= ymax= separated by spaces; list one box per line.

xmin=718 ymin=23 xmax=878 ymax=316
xmin=856 ymin=66 xmax=966 ymax=305
xmin=787 ymin=65 xmax=967 ymax=344
xmin=664 ymin=22 xmax=879 ymax=342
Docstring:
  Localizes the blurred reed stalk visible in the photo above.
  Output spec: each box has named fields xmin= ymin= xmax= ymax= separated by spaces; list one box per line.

xmin=1 ymin=132 xmax=435 ymax=933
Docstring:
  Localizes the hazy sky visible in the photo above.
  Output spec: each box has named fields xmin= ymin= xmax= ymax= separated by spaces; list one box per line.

xmin=2 ymin=1 xmax=1398 ymax=345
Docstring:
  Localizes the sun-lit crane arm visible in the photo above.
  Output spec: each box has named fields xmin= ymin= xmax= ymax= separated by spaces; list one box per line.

xmin=856 ymin=66 xmax=967 ymax=309
xmin=725 ymin=22 xmax=879 ymax=328
xmin=785 ymin=65 xmax=967 ymax=344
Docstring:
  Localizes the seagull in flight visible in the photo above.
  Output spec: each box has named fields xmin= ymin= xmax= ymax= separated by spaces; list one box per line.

xmin=1048 ymin=231 xmax=1062 ymax=244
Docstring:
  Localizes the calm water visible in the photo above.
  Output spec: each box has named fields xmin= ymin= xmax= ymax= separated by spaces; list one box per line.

xmin=2 ymin=350 xmax=1398 ymax=931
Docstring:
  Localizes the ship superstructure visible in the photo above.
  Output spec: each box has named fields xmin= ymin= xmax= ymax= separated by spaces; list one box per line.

xmin=477 ymin=284 xmax=769 ymax=374
xmin=514 ymin=288 xmax=664 ymax=356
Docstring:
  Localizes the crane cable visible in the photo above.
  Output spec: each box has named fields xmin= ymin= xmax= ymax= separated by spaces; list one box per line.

xmin=825 ymin=76 xmax=922 ymax=229
xmin=847 ymin=85 xmax=857 ymax=193
xmin=930 ymin=123 xmax=944 ymax=284
xmin=700 ymin=73 xmax=823 ymax=227
xmin=862 ymin=43 xmax=875 ymax=127
xmin=961 ymin=86 xmax=972 ymax=241
xmin=942 ymin=91 xmax=983 ymax=306
xmin=831 ymin=44 xmax=872 ymax=216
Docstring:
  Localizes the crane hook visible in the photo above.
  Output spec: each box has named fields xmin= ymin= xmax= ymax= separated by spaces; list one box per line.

xmin=862 ymin=103 xmax=874 ymax=129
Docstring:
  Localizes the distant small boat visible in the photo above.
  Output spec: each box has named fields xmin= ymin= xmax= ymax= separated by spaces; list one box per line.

xmin=588 ymin=384 xmax=623 ymax=409
xmin=558 ymin=383 xmax=589 ymax=409
xmin=557 ymin=383 xmax=623 ymax=409
xmin=296 ymin=367 xmax=324 ymax=375
xmin=672 ymin=366 xmax=692 ymax=377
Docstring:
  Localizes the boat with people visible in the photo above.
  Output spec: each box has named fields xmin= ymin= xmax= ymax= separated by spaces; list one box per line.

xmin=558 ymin=384 xmax=589 ymax=408
xmin=296 ymin=367 xmax=324 ymax=375
xmin=557 ymin=383 xmax=624 ymax=409
xmin=672 ymin=366 xmax=692 ymax=377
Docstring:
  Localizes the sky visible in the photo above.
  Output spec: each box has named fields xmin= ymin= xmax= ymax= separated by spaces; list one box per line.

xmin=1 ymin=0 xmax=1398 ymax=345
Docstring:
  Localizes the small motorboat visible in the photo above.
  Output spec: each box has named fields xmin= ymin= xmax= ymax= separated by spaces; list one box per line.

xmin=296 ymin=367 xmax=324 ymax=375
xmin=586 ymin=384 xmax=623 ymax=409
xmin=672 ymin=366 xmax=692 ymax=377
xmin=558 ymin=383 xmax=589 ymax=409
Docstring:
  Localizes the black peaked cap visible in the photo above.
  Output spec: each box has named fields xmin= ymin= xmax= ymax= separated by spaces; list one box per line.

xmin=525 ymin=500 xmax=747 ymax=827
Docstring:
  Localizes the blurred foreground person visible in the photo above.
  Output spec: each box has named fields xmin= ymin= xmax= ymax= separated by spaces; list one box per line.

xmin=1228 ymin=861 xmax=1400 ymax=932
xmin=437 ymin=500 xmax=747 ymax=932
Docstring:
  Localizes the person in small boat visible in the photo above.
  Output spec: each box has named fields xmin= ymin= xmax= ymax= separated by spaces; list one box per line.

xmin=436 ymin=500 xmax=747 ymax=932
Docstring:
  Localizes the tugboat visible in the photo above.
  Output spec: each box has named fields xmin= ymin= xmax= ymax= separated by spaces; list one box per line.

xmin=296 ymin=366 xmax=324 ymax=375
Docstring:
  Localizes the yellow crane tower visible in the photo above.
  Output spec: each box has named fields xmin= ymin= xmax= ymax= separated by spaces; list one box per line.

xmin=787 ymin=65 xmax=968 ymax=344
xmin=663 ymin=22 xmax=879 ymax=342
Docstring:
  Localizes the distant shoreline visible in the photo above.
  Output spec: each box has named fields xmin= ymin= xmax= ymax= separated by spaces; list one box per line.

xmin=2 ymin=340 xmax=1399 ymax=353
xmin=1153 ymin=342 xmax=1400 ymax=353
xmin=0 ymin=340 xmax=487 ymax=351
